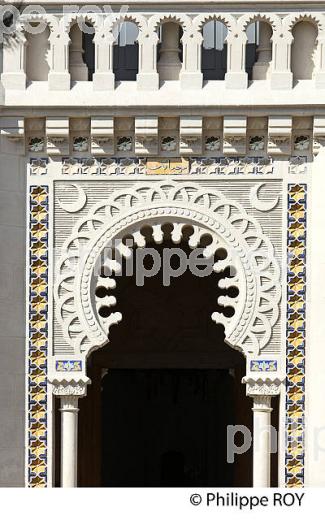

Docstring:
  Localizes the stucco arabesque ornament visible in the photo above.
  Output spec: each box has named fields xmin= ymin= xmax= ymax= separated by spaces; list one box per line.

xmin=54 ymin=181 xmax=281 ymax=359
xmin=51 ymin=377 xmax=90 ymax=397
xmin=242 ymin=376 xmax=284 ymax=397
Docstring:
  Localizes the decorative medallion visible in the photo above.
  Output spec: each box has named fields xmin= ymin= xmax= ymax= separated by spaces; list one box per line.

xmin=161 ymin=136 xmax=177 ymax=152
xmin=73 ymin=137 xmax=89 ymax=152
xmin=205 ymin=136 xmax=221 ymax=151
xmin=29 ymin=137 xmax=45 ymax=153
xmin=294 ymin=136 xmax=310 ymax=152
xmin=249 ymin=135 xmax=265 ymax=151
xmin=117 ymin=136 xmax=133 ymax=152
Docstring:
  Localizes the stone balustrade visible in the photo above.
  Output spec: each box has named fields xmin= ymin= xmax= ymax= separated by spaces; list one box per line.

xmin=1 ymin=8 xmax=325 ymax=91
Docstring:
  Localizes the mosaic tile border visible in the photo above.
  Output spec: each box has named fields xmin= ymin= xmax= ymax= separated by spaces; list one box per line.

xmin=285 ymin=183 xmax=307 ymax=487
xmin=27 ymin=186 xmax=49 ymax=487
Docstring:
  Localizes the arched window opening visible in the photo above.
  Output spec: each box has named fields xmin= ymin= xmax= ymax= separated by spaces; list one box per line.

xmin=245 ymin=22 xmax=272 ymax=81
xmin=291 ymin=21 xmax=317 ymax=81
xmin=82 ymin=23 xmax=95 ymax=80
xmin=202 ymin=20 xmax=228 ymax=80
xmin=113 ymin=22 xmax=139 ymax=81
xmin=245 ymin=22 xmax=259 ymax=80
xmin=69 ymin=23 xmax=94 ymax=81
xmin=26 ymin=24 xmax=50 ymax=82
xmin=157 ymin=22 xmax=183 ymax=81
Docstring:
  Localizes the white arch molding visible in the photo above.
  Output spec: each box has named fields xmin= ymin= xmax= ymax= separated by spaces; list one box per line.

xmin=54 ymin=181 xmax=281 ymax=360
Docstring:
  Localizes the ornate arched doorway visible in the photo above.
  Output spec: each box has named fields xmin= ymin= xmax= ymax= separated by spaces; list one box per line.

xmin=51 ymin=182 xmax=282 ymax=487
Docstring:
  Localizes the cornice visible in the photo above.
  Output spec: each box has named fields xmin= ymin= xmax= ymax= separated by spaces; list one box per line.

xmin=4 ymin=0 xmax=325 ymax=7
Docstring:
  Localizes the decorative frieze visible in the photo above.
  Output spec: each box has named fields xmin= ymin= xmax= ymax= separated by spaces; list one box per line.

xmin=243 ymin=377 xmax=283 ymax=396
xmin=0 ymin=116 xmax=320 ymax=162
xmin=59 ymin=156 xmax=275 ymax=176
xmin=51 ymin=381 xmax=89 ymax=397
xmin=189 ymin=157 xmax=274 ymax=175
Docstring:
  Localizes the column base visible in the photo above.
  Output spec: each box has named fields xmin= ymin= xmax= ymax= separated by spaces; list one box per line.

xmin=314 ymin=72 xmax=325 ymax=89
xmin=93 ymin=72 xmax=115 ymax=91
xmin=270 ymin=71 xmax=293 ymax=90
xmin=225 ymin=72 xmax=248 ymax=89
xmin=48 ymin=72 xmax=70 ymax=91
xmin=137 ymin=72 xmax=159 ymax=91
xmin=180 ymin=71 xmax=203 ymax=90
xmin=1 ymin=72 xmax=26 ymax=90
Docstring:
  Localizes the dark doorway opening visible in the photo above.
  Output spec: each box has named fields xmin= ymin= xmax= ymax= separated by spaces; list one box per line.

xmin=102 ymin=369 xmax=241 ymax=487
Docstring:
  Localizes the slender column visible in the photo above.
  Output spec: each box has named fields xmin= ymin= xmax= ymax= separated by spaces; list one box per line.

xmin=225 ymin=33 xmax=248 ymax=89
xmin=270 ymin=33 xmax=293 ymax=89
xmin=180 ymin=32 xmax=203 ymax=89
xmin=137 ymin=31 xmax=159 ymax=90
xmin=60 ymin=396 xmax=79 ymax=487
xmin=52 ymin=380 xmax=89 ymax=488
xmin=93 ymin=33 xmax=115 ymax=91
xmin=252 ymin=395 xmax=273 ymax=487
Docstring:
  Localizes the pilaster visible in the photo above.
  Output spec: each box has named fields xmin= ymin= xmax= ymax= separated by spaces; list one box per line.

xmin=225 ymin=33 xmax=248 ymax=89
xmin=92 ymin=33 xmax=115 ymax=91
xmin=137 ymin=32 xmax=160 ymax=91
xmin=270 ymin=34 xmax=293 ymax=90
xmin=179 ymin=32 xmax=203 ymax=90
xmin=1 ymin=33 xmax=27 ymax=90
xmin=48 ymin=32 xmax=71 ymax=91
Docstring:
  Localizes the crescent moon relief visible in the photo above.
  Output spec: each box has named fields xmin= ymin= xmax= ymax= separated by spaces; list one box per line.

xmin=58 ymin=184 xmax=88 ymax=213
xmin=249 ymin=183 xmax=279 ymax=212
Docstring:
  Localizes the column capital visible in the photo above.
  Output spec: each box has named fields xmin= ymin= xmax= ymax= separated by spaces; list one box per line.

xmin=252 ymin=395 xmax=273 ymax=411
xmin=242 ymin=376 xmax=283 ymax=398
xmin=51 ymin=378 xmax=90 ymax=398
